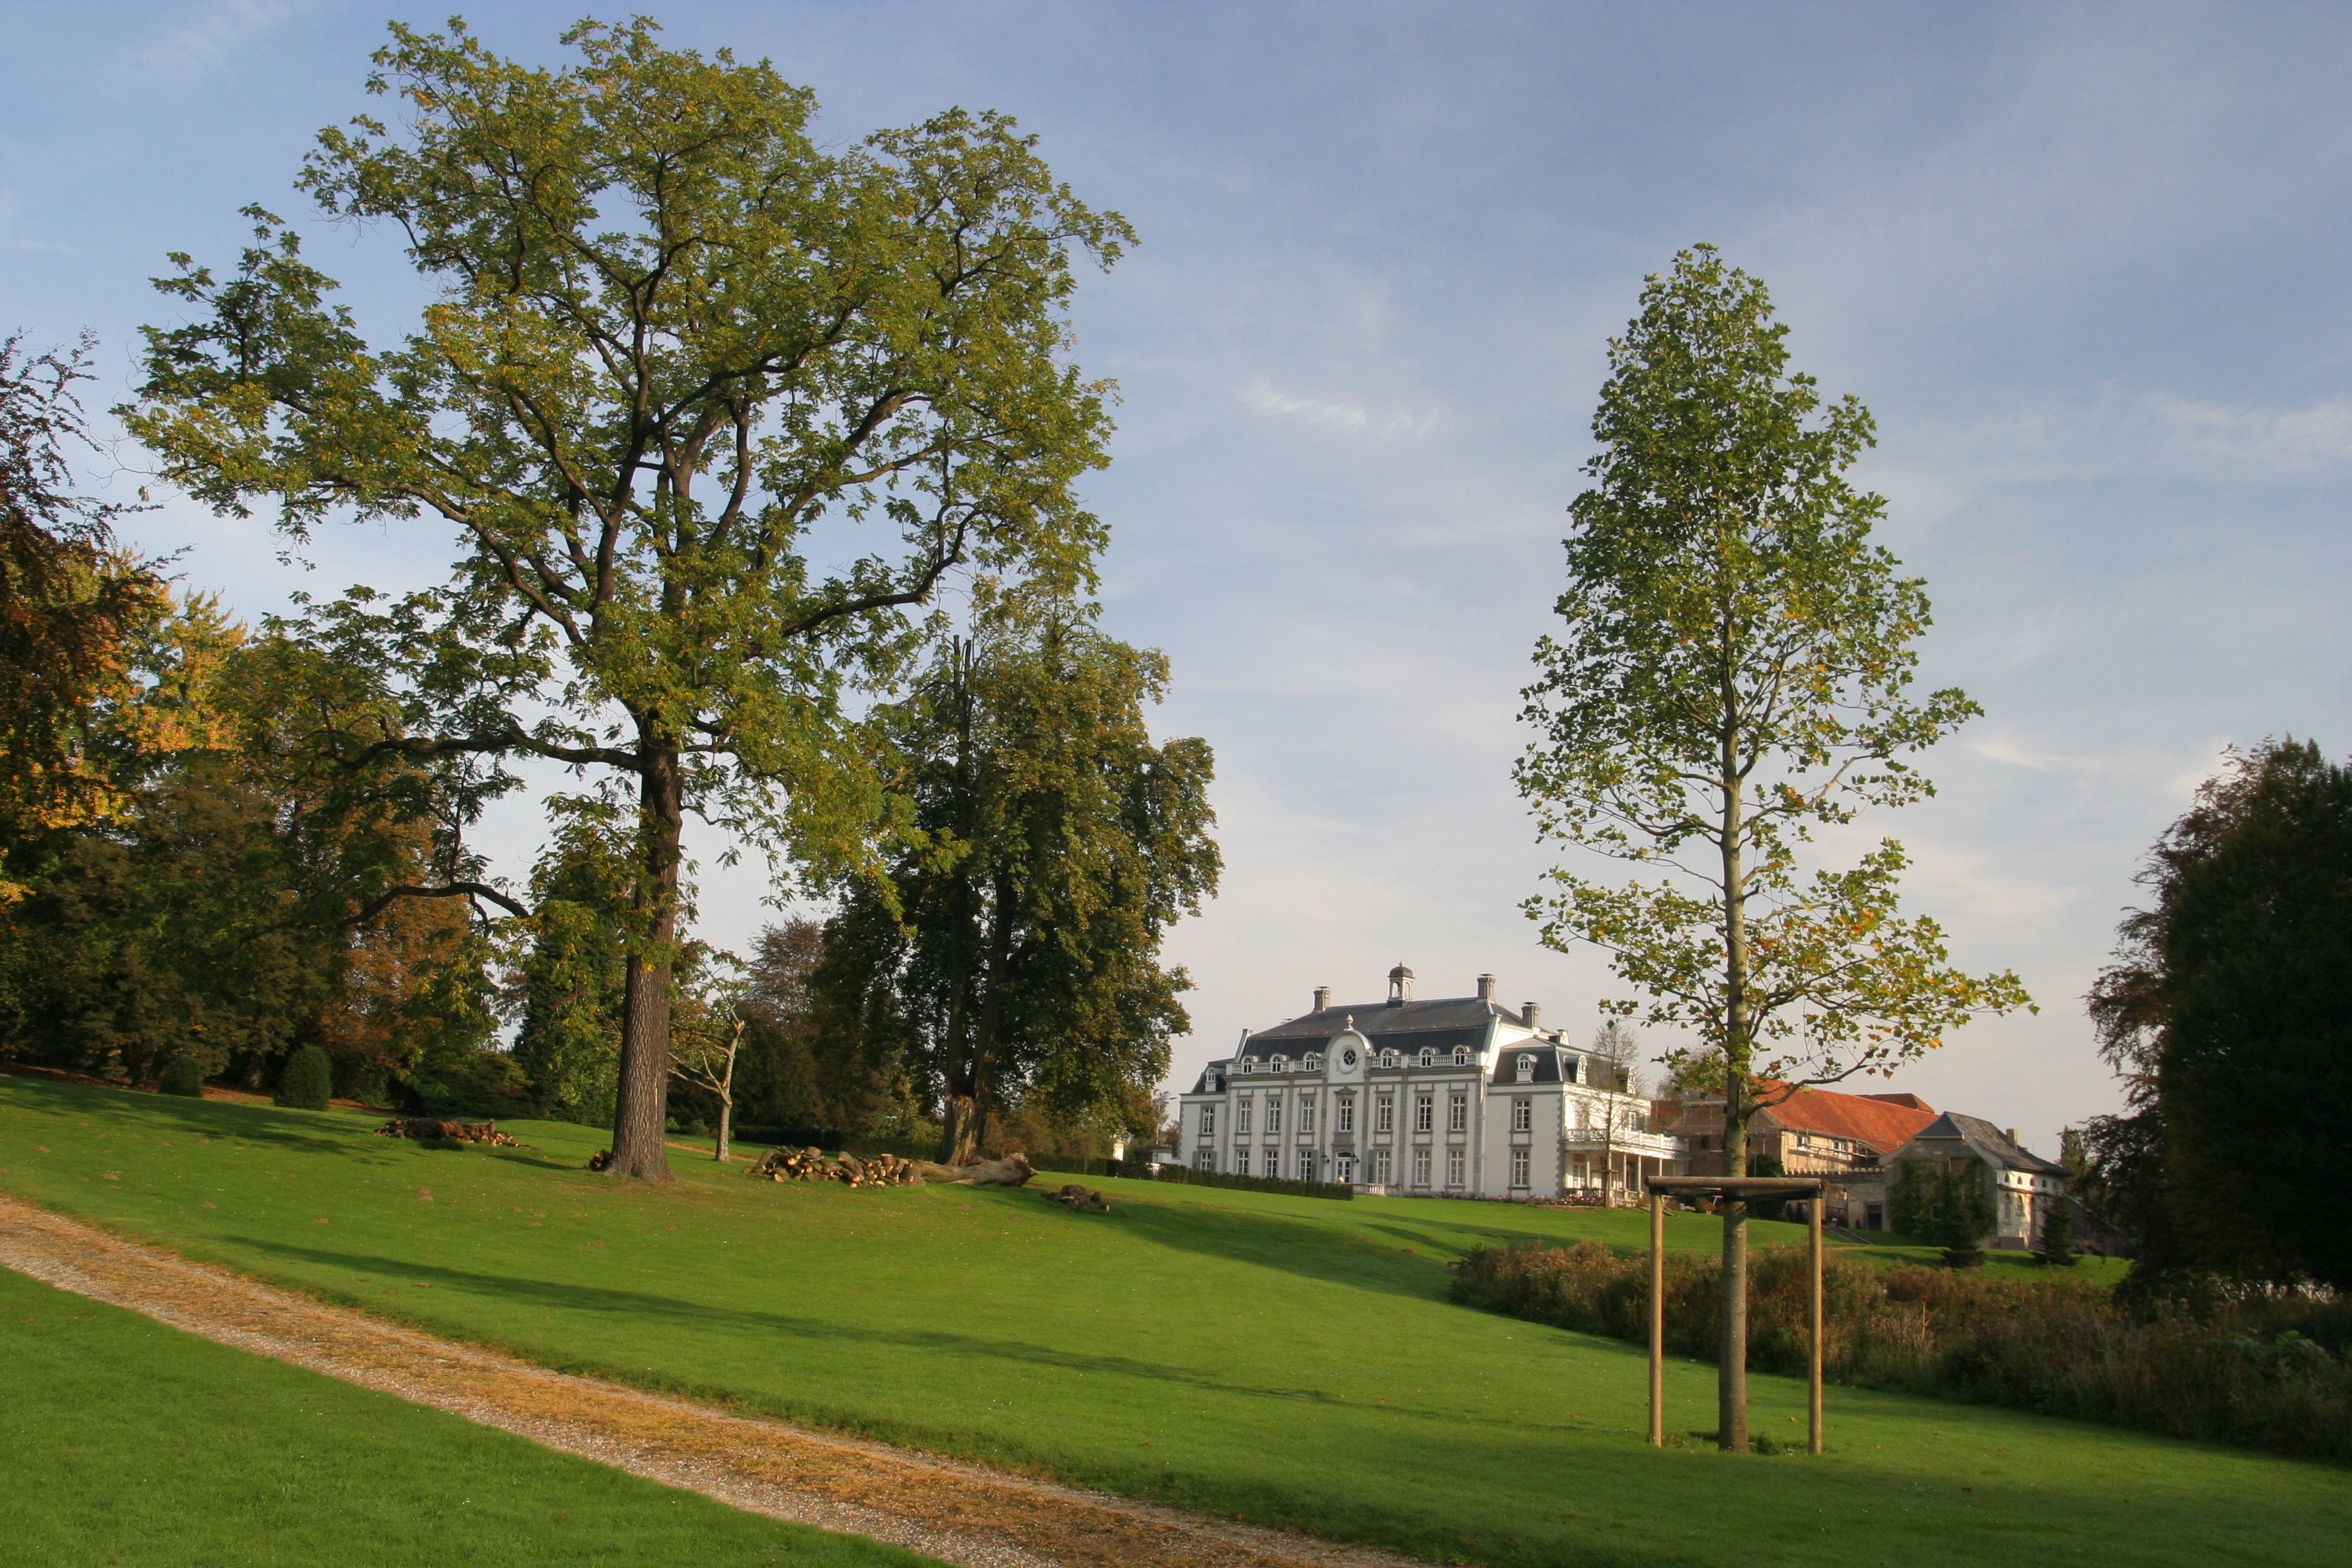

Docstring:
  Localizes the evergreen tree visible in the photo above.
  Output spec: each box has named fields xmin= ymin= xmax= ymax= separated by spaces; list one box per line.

xmin=276 ymin=1044 xmax=333 ymax=1110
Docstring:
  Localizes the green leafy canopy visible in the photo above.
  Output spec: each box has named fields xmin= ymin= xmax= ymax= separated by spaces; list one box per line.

xmin=122 ymin=14 xmax=1130 ymax=877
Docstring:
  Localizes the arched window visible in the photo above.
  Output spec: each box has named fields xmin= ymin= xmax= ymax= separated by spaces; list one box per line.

xmin=1305 ymin=1053 xmax=1323 ymax=1072
xmin=1238 ymin=1058 xmax=1253 ymax=1075
xmin=1452 ymin=1046 xmax=1470 ymax=1066
xmin=1270 ymin=1054 xmax=1288 ymax=1072
xmin=1380 ymin=1049 xmax=1398 ymax=1068
xmin=1418 ymin=1047 xmax=1435 ymax=1066
xmin=1515 ymin=1054 xmax=1535 ymax=1082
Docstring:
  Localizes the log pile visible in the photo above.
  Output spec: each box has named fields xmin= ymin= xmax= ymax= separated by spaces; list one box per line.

xmin=747 ymin=1147 xmax=924 ymax=1187
xmin=1045 ymin=1183 xmax=1109 ymax=1213
xmin=374 ymin=1117 xmax=519 ymax=1147
xmin=742 ymin=1148 xmax=1041 ymax=1188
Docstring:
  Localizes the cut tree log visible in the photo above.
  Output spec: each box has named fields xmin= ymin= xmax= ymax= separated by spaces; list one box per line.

xmin=374 ymin=1118 xmax=519 ymax=1147
xmin=1045 ymin=1183 xmax=1109 ymax=1213
xmin=742 ymin=1148 xmax=1036 ymax=1188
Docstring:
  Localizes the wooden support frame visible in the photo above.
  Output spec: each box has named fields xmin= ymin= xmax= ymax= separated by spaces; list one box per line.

xmin=1641 ymin=1175 xmax=1827 ymax=1454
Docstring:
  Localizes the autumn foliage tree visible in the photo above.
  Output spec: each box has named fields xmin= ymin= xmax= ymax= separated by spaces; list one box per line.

xmin=1516 ymin=246 xmax=2029 ymax=1450
xmin=126 ymin=18 xmax=1132 ymax=1179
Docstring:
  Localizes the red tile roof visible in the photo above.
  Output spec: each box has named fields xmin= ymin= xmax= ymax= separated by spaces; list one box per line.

xmin=1759 ymin=1085 xmax=1939 ymax=1154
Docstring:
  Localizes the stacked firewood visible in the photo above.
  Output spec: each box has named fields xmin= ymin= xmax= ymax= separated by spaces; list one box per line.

xmin=747 ymin=1147 xmax=925 ymax=1187
xmin=374 ymin=1117 xmax=519 ymax=1147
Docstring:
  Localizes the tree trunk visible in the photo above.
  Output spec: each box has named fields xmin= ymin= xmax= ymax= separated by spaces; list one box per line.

xmin=607 ymin=740 xmax=682 ymax=1183
xmin=714 ymin=1021 xmax=739 ymax=1163
xmin=1720 ymin=1190 xmax=1750 ymax=1451
xmin=1717 ymin=704 xmax=1752 ymax=1452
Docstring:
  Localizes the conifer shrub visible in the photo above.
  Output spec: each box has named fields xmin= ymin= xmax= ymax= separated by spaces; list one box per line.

xmin=274 ymin=1046 xmax=333 ymax=1111
xmin=2036 ymin=1205 xmax=2079 ymax=1268
xmin=157 ymin=1056 xmax=205 ymax=1098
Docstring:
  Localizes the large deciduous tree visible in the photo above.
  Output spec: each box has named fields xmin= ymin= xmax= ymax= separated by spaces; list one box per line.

xmin=2086 ymin=738 xmax=2352 ymax=1294
xmin=126 ymin=18 xmax=1131 ymax=1179
xmin=817 ymin=618 xmax=1218 ymax=1164
xmin=1516 ymin=246 xmax=2028 ymax=1451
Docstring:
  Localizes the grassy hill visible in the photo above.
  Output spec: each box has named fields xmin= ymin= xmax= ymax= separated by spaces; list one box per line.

xmin=2 ymin=1075 xmax=2342 ymax=1568
xmin=0 ymin=1264 xmax=942 ymax=1568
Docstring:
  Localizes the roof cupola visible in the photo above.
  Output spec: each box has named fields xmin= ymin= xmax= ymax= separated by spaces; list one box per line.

xmin=1388 ymin=963 xmax=1415 ymax=1007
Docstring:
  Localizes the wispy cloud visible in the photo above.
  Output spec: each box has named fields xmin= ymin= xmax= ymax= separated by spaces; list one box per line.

xmin=1870 ymin=386 xmax=2352 ymax=528
xmin=0 ymin=189 xmax=76 ymax=255
xmin=113 ymin=0 xmax=309 ymax=90
xmin=1241 ymin=380 xmax=1439 ymax=440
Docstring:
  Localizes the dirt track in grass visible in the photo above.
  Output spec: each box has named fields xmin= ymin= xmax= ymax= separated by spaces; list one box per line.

xmin=0 ymin=1192 xmax=1419 ymax=1568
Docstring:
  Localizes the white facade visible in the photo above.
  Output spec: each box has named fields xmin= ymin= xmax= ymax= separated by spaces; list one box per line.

xmin=1177 ymin=969 xmax=1676 ymax=1200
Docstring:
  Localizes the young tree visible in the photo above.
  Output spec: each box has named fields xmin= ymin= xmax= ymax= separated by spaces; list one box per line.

xmin=2087 ymin=739 xmax=2352 ymax=1292
xmin=126 ymin=19 xmax=1131 ymax=1180
xmin=1516 ymin=246 xmax=2029 ymax=1450
xmin=1586 ymin=1017 xmax=1643 ymax=1207
xmin=818 ymin=618 xmax=1218 ymax=1164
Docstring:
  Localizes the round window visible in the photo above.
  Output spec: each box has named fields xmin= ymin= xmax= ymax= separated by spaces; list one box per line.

xmin=1341 ymin=1048 xmax=1358 ymax=1069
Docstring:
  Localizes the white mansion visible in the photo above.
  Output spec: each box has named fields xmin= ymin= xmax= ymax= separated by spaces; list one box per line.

xmin=1177 ymin=966 xmax=1675 ymax=1200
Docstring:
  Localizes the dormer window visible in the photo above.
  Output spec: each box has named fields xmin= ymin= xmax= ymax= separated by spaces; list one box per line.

xmin=1271 ymin=1054 xmax=1288 ymax=1072
xmin=1452 ymin=1046 xmax=1470 ymax=1066
xmin=1305 ymin=1053 xmax=1323 ymax=1072
xmin=1238 ymin=1058 xmax=1253 ymax=1075
xmin=1418 ymin=1047 xmax=1435 ymax=1066
xmin=1515 ymin=1054 xmax=1535 ymax=1082
xmin=1379 ymin=1049 xmax=1397 ymax=1068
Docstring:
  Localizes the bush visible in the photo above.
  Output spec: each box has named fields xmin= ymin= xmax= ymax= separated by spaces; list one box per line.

xmin=157 ymin=1056 xmax=206 ymax=1098
xmin=274 ymin=1046 xmax=333 ymax=1111
xmin=1450 ymin=1239 xmax=2352 ymax=1464
xmin=1146 ymin=1162 xmax=1352 ymax=1200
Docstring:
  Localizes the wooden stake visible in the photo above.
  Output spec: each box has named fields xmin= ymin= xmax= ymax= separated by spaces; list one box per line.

xmin=1808 ymin=1194 xmax=1825 ymax=1454
xmin=1648 ymin=1191 xmax=1665 ymax=1447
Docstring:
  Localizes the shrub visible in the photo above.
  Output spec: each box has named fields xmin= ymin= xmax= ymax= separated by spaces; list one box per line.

xmin=2036 ymin=1206 xmax=2079 ymax=1268
xmin=274 ymin=1046 xmax=333 ymax=1111
xmin=157 ymin=1056 xmax=206 ymax=1098
xmin=1450 ymin=1240 xmax=2352 ymax=1463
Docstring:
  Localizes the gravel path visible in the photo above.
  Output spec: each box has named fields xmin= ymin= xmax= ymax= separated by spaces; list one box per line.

xmin=0 ymin=1192 xmax=1422 ymax=1568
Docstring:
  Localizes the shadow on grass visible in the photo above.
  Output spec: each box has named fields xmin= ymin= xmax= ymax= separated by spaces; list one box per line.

xmin=0 ymin=1077 xmax=595 ymax=1173
xmin=227 ymin=1231 xmax=1486 ymax=1418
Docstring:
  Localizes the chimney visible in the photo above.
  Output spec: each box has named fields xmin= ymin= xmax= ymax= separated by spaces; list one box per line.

xmin=2007 ymin=1128 xmax=2021 ymax=1147
xmin=1475 ymin=974 xmax=1497 ymax=1002
xmin=1522 ymin=1002 xmax=1541 ymax=1030
xmin=1313 ymin=985 xmax=1332 ymax=1013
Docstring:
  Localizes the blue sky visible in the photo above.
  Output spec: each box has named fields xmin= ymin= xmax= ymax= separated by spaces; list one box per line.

xmin=6 ymin=3 xmax=2349 ymax=1153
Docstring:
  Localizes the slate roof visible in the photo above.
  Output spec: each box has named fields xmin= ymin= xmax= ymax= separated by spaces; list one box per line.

xmin=1488 ymin=1043 xmax=1586 ymax=1086
xmin=1904 ymin=1113 xmax=2070 ymax=1177
xmin=1245 ymin=996 xmax=1533 ymax=1046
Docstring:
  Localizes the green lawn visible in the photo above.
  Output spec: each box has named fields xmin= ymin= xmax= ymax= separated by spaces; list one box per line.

xmin=2 ymin=1075 xmax=2343 ymax=1568
xmin=0 ymin=1262 xmax=942 ymax=1568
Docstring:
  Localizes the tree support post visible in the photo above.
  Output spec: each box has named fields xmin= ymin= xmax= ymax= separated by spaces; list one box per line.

xmin=1648 ymin=1191 xmax=1665 ymax=1446
xmin=1644 ymin=1174 xmax=1825 ymax=1454
xmin=1808 ymin=1194 xmax=1824 ymax=1454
